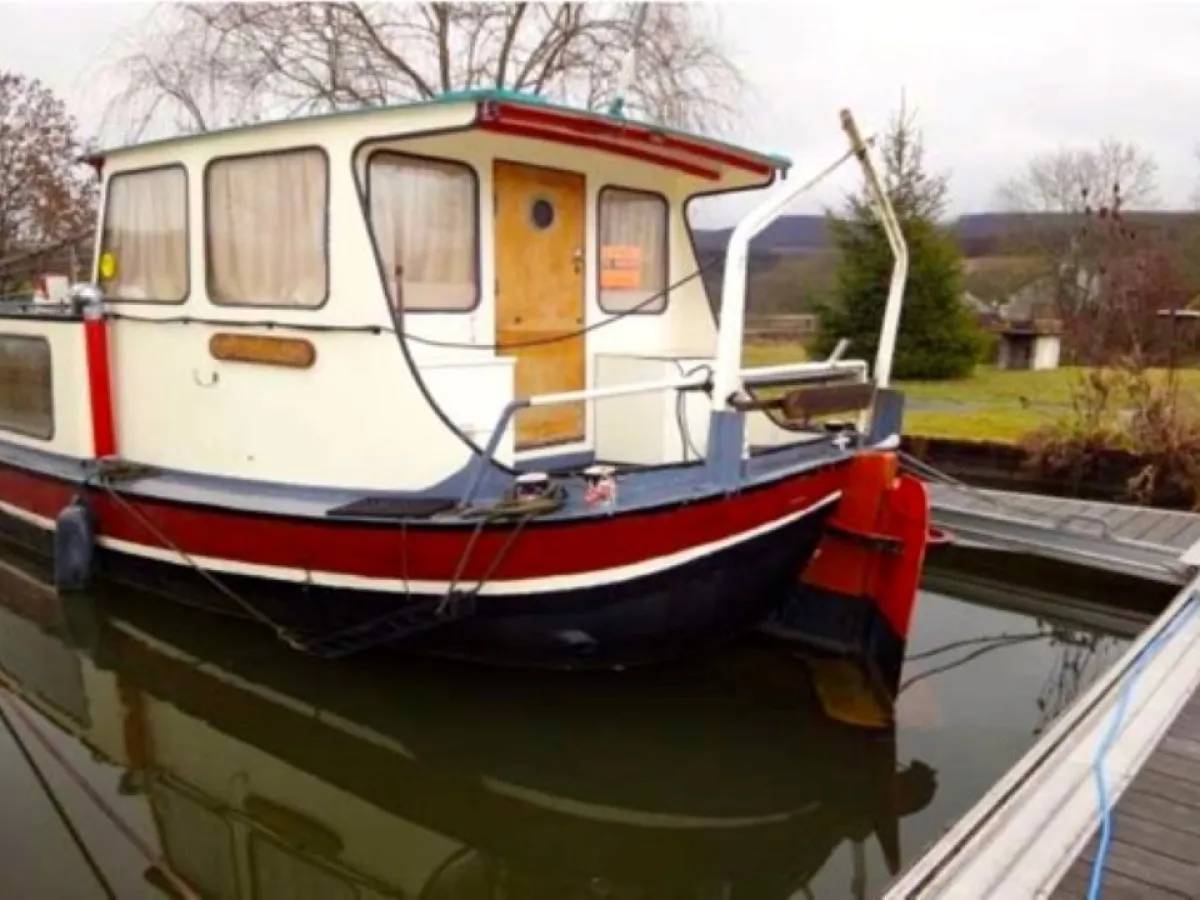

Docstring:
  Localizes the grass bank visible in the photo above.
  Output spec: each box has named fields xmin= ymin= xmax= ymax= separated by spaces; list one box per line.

xmin=743 ymin=341 xmax=1200 ymax=443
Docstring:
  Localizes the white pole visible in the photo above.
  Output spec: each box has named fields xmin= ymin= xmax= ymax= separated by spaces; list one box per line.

xmin=840 ymin=109 xmax=909 ymax=389
xmin=710 ymin=148 xmax=857 ymax=411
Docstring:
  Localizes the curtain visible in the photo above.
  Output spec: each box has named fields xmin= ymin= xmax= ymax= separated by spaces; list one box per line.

xmin=0 ymin=336 xmax=51 ymax=439
xmin=100 ymin=167 xmax=188 ymax=302
xmin=207 ymin=149 xmax=327 ymax=307
xmin=368 ymin=154 xmax=476 ymax=311
xmin=599 ymin=189 xmax=668 ymax=313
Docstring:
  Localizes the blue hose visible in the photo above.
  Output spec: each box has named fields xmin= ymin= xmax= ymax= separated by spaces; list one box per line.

xmin=1087 ymin=591 xmax=1200 ymax=900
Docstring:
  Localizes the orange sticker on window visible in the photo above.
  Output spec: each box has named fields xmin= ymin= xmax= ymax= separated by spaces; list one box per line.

xmin=600 ymin=244 xmax=642 ymax=289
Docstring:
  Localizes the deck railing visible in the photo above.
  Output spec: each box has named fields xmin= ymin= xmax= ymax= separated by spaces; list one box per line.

xmin=458 ymin=372 xmax=712 ymax=507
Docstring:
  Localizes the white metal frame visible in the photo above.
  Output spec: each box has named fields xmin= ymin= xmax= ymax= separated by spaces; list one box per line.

xmin=711 ymin=108 xmax=909 ymax=411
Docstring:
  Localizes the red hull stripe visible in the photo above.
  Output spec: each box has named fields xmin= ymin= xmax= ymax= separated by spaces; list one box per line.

xmin=0 ymin=461 xmax=845 ymax=584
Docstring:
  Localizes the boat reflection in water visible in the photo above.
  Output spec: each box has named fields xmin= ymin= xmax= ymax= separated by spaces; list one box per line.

xmin=0 ymin=560 xmax=937 ymax=900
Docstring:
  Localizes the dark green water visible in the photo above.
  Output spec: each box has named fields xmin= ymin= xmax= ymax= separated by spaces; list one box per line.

xmin=0 ymin=561 xmax=1136 ymax=900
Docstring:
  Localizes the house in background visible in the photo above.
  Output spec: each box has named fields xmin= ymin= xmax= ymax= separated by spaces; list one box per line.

xmin=997 ymin=318 xmax=1062 ymax=370
xmin=983 ymin=266 xmax=1098 ymax=371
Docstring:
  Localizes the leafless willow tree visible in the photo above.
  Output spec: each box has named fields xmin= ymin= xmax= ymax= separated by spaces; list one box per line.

xmin=0 ymin=72 xmax=97 ymax=266
xmin=104 ymin=2 xmax=745 ymax=142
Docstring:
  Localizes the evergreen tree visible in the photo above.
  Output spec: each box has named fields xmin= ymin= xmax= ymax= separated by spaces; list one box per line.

xmin=814 ymin=102 xmax=983 ymax=380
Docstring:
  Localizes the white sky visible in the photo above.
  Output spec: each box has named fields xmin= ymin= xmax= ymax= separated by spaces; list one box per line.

xmin=3 ymin=0 xmax=1199 ymax=224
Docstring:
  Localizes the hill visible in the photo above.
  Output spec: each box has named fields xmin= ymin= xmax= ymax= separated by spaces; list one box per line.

xmin=691 ymin=210 xmax=1199 ymax=259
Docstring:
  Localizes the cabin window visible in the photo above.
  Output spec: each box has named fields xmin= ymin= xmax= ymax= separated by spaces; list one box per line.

xmin=205 ymin=147 xmax=329 ymax=308
xmin=367 ymin=152 xmax=478 ymax=312
xmin=0 ymin=335 xmax=52 ymax=440
xmin=99 ymin=166 xmax=188 ymax=303
xmin=598 ymin=188 xmax=668 ymax=314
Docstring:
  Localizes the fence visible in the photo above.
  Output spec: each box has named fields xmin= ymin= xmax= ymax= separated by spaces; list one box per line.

xmin=744 ymin=314 xmax=820 ymax=344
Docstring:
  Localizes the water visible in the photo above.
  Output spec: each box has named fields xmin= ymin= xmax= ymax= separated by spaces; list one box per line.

xmin=0 ymin=560 xmax=1134 ymax=900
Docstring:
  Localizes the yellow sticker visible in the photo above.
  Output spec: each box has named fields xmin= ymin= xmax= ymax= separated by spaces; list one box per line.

xmin=99 ymin=252 xmax=117 ymax=280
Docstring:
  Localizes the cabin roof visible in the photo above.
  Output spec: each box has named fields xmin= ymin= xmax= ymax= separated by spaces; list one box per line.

xmin=87 ymin=88 xmax=792 ymax=178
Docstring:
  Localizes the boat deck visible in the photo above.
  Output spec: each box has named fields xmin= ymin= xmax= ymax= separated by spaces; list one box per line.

xmin=1052 ymin=686 xmax=1200 ymax=899
xmin=926 ymin=482 xmax=1200 ymax=585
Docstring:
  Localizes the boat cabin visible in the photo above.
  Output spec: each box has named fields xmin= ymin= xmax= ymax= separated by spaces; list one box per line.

xmin=1 ymin=89 xmax=895 ymax=498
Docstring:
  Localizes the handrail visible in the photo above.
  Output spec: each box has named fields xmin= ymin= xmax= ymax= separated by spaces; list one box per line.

xmin=710 ymin=146 xmax=858 ymax=412
xmin=738 ymin=359 xmax=868 ymax=387
xmin=458 ymin=372 xmax=711 ymax=508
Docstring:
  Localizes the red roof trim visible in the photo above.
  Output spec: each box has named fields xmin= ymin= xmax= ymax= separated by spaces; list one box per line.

xmin=480 ymin=101 xmax=772 ymax=179
xmin=489 ymin=102 xmax=774 ymax=177
xmin=478 ymin=120 xmax=721 ymax=181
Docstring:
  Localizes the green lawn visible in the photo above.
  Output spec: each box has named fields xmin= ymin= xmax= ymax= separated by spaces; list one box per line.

xmin=742 ymin=341 xmax=1200 ymax=443
xmin=900 ymin=408 xmax=1056 ymax=443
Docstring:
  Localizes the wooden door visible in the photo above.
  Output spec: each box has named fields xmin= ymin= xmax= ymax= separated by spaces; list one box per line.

xmin=493 ymin=161 xmax=586 ymax=450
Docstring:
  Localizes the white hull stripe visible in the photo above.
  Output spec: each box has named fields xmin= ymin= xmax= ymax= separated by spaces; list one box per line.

xmin=0 ymin=492 xmax=840 ymax=596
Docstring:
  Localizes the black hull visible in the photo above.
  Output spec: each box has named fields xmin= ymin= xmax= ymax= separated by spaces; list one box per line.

xmin=0 ymin=502 xmax=833 ymax=669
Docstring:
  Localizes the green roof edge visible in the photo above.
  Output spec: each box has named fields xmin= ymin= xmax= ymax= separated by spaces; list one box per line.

xmin=89 ymin=87 xmax=791 ymax=170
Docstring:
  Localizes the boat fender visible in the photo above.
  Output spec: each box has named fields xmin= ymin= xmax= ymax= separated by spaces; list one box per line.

xmin=53 ymin=497 xmax=97 ymax=593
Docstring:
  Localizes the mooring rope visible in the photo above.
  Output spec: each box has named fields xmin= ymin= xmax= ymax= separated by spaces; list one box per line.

xmin=96 ymin=479 xmax=293 ymax=638
xmin=90 ymin=469 xmax=562 ymax=658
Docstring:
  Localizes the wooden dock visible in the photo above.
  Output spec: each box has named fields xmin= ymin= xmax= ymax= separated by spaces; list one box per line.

xmin=929 ymin=484 xmax=1200 ymax=554
xmin=926 ymin=482 xmax=1200 ymax=585
xmin=1053 ymin=685 xmax=1200 ymax=899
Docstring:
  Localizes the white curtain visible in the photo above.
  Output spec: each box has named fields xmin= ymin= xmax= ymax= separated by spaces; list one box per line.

xmin=207 ymin=149 xmax=327 ymax=307
xmin=368 ymin=154 xmax=476 ymax=311
xmin=100 ymin=167 xmax=188 ymax=302
xmin=599 ymin=189 xmax=668 ymax=313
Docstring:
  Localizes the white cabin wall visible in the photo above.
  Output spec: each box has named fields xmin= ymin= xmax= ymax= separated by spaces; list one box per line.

xmin=102 ymin=104 xmax=491 ymax=491
xmin=94 ymin=99 xmax=774 ymax=487
xmin=0 ymin=319 xmax=95 ymax=460
xmin=371 ymin=130 xmax=734 ymax=365
xmin=356 ymin=130 xmax=768 ymax=456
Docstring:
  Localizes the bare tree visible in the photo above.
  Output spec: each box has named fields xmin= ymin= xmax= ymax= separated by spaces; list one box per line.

xmin=0 ymin=72 xmax=97 ymax=264
xmin=104 ymin=2 xmax=745 ymax=143
xmin=997 ymin=139 xmax=1159 ymax=215
xmin=990 ymin=141 xmax=1161 ymax=329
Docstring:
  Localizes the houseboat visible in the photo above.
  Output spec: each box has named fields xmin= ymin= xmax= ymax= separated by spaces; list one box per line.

xmin=0 ymin=88 xmax=915 ymax=668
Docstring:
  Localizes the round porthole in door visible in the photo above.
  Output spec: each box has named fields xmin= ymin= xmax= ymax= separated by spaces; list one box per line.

xmin=529 ymin=197 xmax=556 ymax=230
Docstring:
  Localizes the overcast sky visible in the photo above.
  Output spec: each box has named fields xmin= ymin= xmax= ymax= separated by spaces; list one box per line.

xmin=4 ymin=0 xmax=1199 ymax=224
